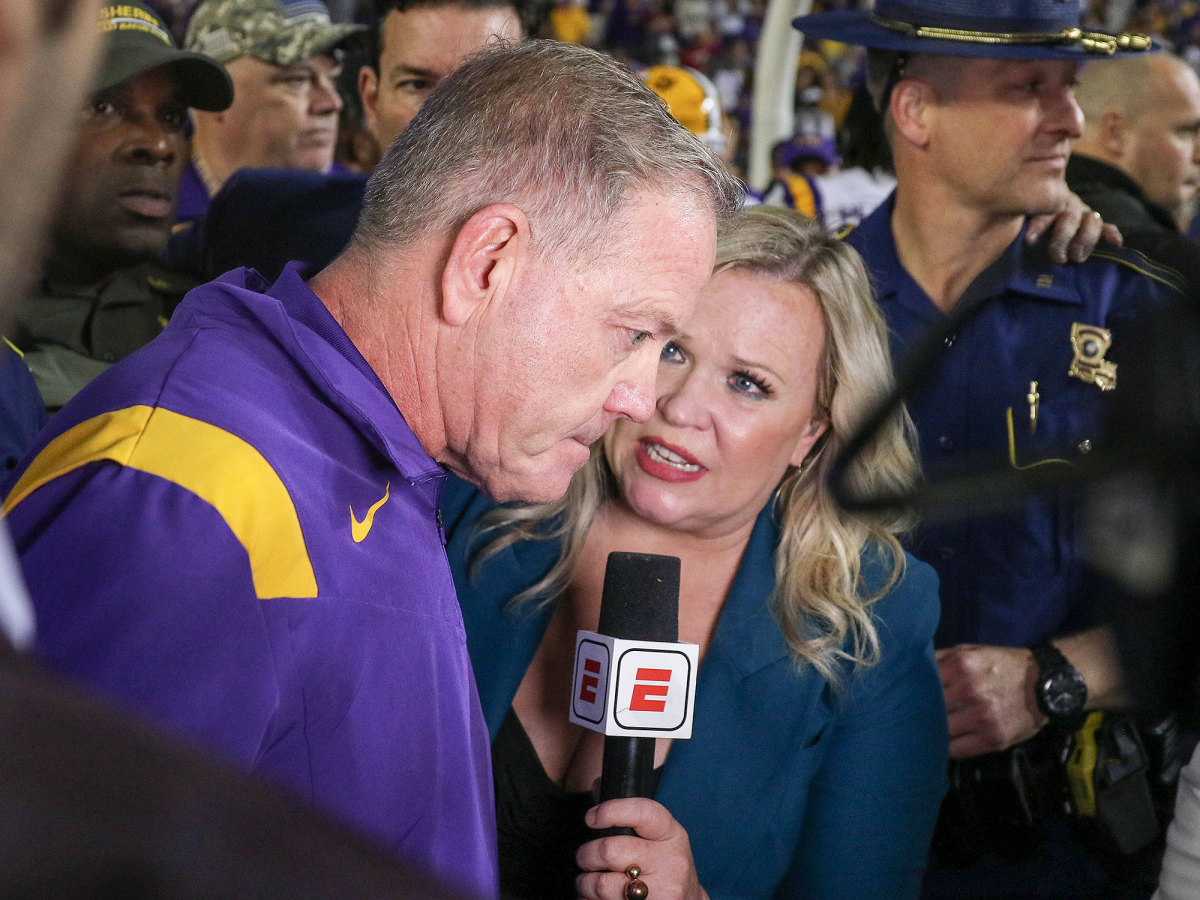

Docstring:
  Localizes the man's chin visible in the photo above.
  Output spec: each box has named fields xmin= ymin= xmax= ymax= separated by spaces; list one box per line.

xmin=478 ymin=468 xmax=572 ymax=505
xmin=460 ymin=440 xmax=592 ymax=504
xmin=293 ymin=150 xmax=336 ymax=174
xmin=1020 ymin=181 xmax=1072 ymax=217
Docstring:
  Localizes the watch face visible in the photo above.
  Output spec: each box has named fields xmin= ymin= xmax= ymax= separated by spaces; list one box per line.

xmin=1042 ymin=669 xmax=1087 ymax=717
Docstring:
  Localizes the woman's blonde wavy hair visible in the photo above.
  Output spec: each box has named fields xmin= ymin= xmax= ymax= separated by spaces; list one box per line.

xmin=471 ymin=206 xmax=919 ymax=685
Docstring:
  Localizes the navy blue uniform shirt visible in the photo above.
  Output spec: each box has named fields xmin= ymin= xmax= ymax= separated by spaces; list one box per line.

xmin=848 ymin=196 xmax=1180 ymax=649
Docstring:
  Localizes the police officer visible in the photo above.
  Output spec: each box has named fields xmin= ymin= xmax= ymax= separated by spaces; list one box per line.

xmin=793 ymin=2 xmax=1185 ymax=898
xmin=14 ymin=2 xmax=232 ymax=413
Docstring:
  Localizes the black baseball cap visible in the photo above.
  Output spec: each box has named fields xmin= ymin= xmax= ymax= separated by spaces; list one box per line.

xmin=97 ymin=3 xmax=234 ymax=111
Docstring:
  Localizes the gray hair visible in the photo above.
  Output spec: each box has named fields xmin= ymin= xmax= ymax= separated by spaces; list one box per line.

xmin=352 ymin=39 xmax=743 ymax=263
xmin=470 ymin=207 xmax=919 ymax=687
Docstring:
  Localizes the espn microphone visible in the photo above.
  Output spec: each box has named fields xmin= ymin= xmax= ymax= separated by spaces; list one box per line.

xmin=569 ymin=552 xmax=699 ymax=829
xmin=598 ymin=551 xmax=678 ymax=803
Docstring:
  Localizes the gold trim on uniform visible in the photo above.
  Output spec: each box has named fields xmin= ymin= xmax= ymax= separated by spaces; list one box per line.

xmin=869 ymin=14 xmax=1153 ymax=55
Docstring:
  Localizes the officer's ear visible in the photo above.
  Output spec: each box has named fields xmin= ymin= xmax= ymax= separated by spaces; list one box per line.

xmin=890 ymin=77 xmax=935 ymax=149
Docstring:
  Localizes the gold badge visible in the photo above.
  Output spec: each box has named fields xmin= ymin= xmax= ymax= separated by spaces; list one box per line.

xmin=1068 ymin=323 xmax=1117 ymax=390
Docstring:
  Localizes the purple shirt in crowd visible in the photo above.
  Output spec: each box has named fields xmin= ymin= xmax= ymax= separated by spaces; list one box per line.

xmin=4 ymin=264 xmax=499 ymax=899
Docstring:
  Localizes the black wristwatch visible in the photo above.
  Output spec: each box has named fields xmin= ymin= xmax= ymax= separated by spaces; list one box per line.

xmin=1031 ymin=643 xmax=1087 ymax=727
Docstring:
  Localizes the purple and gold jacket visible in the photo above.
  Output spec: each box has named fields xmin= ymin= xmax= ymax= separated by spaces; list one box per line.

xmin=4 ymin=264 xmax=498 ymax=900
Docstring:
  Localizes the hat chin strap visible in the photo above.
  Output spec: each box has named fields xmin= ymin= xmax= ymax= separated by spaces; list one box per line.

xmin=870 ymin=13 xmax=1153 ymax=55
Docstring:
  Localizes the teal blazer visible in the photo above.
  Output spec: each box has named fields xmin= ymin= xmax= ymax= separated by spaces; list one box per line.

xmin=442 ymin=477 xmax=948 ymax=899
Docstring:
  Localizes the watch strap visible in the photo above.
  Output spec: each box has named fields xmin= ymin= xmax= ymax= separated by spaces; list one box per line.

xmin=1031 ymin=642 xmax=1071 ymax=674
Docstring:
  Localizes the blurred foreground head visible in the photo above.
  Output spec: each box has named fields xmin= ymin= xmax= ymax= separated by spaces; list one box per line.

xmin=0 ymin=0 xmax=105 ymax=326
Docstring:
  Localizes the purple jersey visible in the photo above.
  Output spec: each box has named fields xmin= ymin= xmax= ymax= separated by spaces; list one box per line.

xmin=4 ymin=264 xmax=498 ymax=899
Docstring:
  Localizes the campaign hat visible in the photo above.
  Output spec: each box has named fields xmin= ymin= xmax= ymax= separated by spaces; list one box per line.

xmin=98 ymin=3 xmax=233 ymax=111
xmin=793 ymin=0 xmax=1156 ymax=60
xmin=185 ymin=0 xmax=366 ymax=67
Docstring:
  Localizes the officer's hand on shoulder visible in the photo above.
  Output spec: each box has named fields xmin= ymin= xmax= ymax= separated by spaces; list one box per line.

xmin=1026 ymin=192 xmax=1123 ymax=265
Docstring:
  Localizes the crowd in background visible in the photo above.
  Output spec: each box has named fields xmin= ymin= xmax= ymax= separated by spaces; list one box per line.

xmin=146 ymin=0 xmax=1200 ymax=222
xmin=3 ymin=0 xmax=1198 ymax=897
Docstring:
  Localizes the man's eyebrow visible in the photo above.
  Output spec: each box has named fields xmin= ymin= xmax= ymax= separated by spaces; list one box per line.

xmin=643 ymin=304 xmax=683 ymax=337
xmin=387 ymin=64 xmax=437 ymax=79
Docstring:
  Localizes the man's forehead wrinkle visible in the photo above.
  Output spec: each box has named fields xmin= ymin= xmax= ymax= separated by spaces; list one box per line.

xmin=618 ymin=296 xmax=683 ymax=337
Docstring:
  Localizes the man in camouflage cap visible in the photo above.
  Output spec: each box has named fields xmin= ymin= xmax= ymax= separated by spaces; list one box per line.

xmin=179 ymin=0 xmax=365 ymax=222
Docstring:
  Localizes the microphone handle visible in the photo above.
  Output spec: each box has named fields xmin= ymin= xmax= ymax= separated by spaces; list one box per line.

xmin=597 ymin=735 xmax=656 ymax=837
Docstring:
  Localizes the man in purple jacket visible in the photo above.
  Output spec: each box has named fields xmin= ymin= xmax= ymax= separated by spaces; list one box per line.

xmin=4 ymin=40 xmax=740 ymax=899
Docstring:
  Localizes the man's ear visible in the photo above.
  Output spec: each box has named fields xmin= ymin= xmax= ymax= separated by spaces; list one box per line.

xmin=890 ymin=78 xmax=933 ymax=149
xmin=788 ymin=416 xmax=829 ymax=468
xmin=1097 ymin=110 xmax=1130 ymax=161
xmin=358 ymin=65 xmax=380 ymax=135
xmin=440 ymin=204 xmax=529 ymax=328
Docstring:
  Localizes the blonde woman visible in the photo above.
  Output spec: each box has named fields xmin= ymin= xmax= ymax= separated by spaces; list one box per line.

xmin=442 ymin=206 xmax=947 ymax=900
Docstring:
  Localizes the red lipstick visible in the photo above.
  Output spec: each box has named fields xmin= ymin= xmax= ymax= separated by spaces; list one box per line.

xmin=635 ymin=437 xmax=706 ymax=484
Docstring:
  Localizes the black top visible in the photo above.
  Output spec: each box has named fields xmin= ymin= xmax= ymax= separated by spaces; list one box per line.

xmin=494 ymin=709 xmax=596 ymax=899
xmin=1066 ymin=153 xmax=1200 ymax=303
xmin=493 ymin=710 xmax=667 ymax=899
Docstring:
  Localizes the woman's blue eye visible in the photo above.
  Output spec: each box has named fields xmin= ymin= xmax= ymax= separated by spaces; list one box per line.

xmin=729 ymin=370 xmax=771 ymax=398
xmin=660 ymin=341 xmax=684 ymax=362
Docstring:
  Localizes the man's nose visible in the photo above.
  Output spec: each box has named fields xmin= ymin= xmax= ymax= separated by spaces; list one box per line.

xmin=607 ymin=359 xmax=658 ymax=423
xmin=124 ymin=116 xmax=179 ymax=165
xmin=312 ymin=76 xmax=344 ymax=116
xmin=1052 ymin=90 xmax=1085 ymax=140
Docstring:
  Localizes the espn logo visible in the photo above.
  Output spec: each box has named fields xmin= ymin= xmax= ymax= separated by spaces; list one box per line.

xmin=572 ymin=638 xmax=609 ymax=726
xmin=569 ymin=631 xmax=698 ymax=739
xmin=630 ymin=667 xmax=671 ymax=712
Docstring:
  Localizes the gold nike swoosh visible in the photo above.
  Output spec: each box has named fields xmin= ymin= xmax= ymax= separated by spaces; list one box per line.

xmin=350 ymin=482 xmax=390 ymax=543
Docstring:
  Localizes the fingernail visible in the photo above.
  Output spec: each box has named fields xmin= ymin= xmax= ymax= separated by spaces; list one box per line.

xmin=1070 ymin=245 xmax=1086 ymax=262
xmin=1051 ymin=245 xmax=1067 ymax=263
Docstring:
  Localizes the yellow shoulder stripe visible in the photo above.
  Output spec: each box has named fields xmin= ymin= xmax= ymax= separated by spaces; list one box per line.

xmin=1090 ymin=249 xmax=1187 ymax=297
xmin=3 ymin=405 xmax=317 ymax=599
xmin=3 ymin=337 xmax=24 ymax=358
